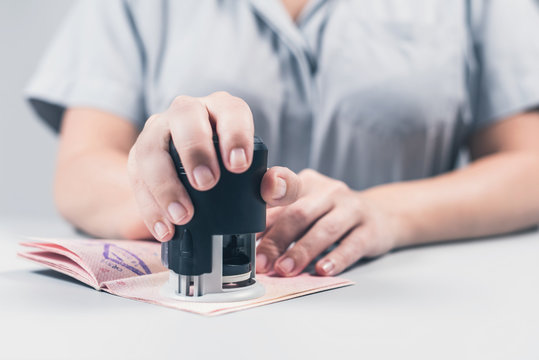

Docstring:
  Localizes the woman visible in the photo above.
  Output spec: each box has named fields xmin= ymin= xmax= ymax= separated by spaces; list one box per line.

xmin=26 ymin=0 xmax=539 ymax=277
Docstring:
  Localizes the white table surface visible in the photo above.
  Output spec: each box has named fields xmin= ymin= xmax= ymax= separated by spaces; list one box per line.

xmin=1 ymin=216 xmax=538 ymax=360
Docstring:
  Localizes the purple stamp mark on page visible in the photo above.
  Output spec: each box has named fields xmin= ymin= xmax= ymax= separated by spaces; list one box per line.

xmin=102 ymin=243 xmax=151 ymax=276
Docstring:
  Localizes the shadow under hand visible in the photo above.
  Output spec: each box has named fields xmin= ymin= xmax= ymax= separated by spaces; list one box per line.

xmin=393 ymin=225 xmax=538 ymax=253
xmin=302 ymin=225 xmax=538 ymax=276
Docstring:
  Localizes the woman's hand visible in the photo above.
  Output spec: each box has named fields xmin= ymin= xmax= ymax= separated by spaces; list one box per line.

xmin=127 ymin=91 xmax=301 ymax=241
xmin=256 ymin=169 xmax=404 ymax=276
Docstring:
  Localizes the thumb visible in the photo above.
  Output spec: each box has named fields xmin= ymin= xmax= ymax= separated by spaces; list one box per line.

xmin=260 ymin=166 xmax=302 ymax=208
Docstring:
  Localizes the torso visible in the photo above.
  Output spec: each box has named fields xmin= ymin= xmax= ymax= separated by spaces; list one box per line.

xmin=129 ymin=0 xmax=477 ymax=189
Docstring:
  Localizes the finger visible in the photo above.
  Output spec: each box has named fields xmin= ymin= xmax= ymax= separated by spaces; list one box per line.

xmin=274 ymin=209 xmax=361 ymax=277
xmin=264 ymin=207 xmax=282 ymax=231
xmin=202 ymin=91 xmax=254 ymax=173
xmin=260 ymin=167 xmax=302 ymax=207
xmin=166 ymin=96 xmax=220 ymax=191
xmin=133 ymin=117 xmax=194 ymax=226
xmin=315 ymin=228 xmax=367 ymax=276
xmin=256 ymin=168 xmax=301 ymax=243
xmin=128 ymin=164 xmax=175 ymax=242
xmin=255 ymin=207 xmax=282 ymax=245
xmin=256 ymin=196 xmax=333 ymax=273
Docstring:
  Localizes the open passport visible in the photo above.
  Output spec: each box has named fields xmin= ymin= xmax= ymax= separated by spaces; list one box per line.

xmin=18 ymin=238 xmax=353 ymax=316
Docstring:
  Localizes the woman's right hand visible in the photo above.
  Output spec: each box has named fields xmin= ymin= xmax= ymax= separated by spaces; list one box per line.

xmin=127 ymin=91 xmax=301 ymax=241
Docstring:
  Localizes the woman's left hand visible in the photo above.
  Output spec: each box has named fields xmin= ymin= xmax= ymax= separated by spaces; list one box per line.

xmin=256 ymin=169 xmax=404 ymax=276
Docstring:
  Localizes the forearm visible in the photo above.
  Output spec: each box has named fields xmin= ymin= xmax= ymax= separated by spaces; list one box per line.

xmin=55 ymin=148 xmax=150 ymax=239
xmin=362 ymin=151 xmax=539 ymax=247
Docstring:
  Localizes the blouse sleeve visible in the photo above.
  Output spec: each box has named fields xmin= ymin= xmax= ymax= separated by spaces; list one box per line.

xmin=25 ymin=0 xmax=146 ymax=132
xmin=470 ymin=0 xmax=539 ymax=129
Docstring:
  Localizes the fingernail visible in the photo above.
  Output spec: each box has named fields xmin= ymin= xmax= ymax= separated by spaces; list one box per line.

xmin=320 ymin=259 xmax=335 ymax=275
xmin=279 ymin=257 xmax=295 ymax=274
xmin=168 ymin=202 xmax=187 ymax=223
xmin=229 ymin=148 xmax=247 ymax=170
xmin=256 ymin=254 xmax=267 ymax=272
xmin=154 ymin=221 xmax=169 ymax=240
xmin=193 ymin=165 xmax=215 ymax=188
xmin=273 ymin=177 xmax=287 ymax=200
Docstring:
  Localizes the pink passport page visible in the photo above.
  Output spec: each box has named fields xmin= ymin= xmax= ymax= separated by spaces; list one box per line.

xmin=18 ymin=238 xmax=353 ymax=316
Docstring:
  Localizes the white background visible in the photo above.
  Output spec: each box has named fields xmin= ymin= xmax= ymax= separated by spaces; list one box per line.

xmin=0 ymin=0 xmax=70 ymax=219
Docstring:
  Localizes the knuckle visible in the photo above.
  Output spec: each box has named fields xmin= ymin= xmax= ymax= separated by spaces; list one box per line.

xmin=144 ymin=114 xmax=161 ymax=129
xmin=294 ymin=242 xmax=315 ymax=261
xmin=322 ymin=220 xmax=341 ymax=238
xmin=215 ymin=97 xmax=252 ymax=121
xmin=348 ymin=196 xmax=365 ymax=214
xmin=331 ymin=251 xmax=350 ymax=267
xmin=135 ymin=199 xmax=160 ymax=221
xmin=337 ymin=180 xmax=349 ymax=190
xmin=272 ymin=166 xmax=289 ymax=174
xmin=150 ymin=183 xmax=173 ymax=202
xmin=287 ymin=206 xmax=309 ymax=224
xmin=361 ymin=229 xmax=377 ymax=252
xmin=347 ymin=236 xmax=367 ymax=257
xmin=257 ymin=239 xmax=282 ymax=259
xmin=227 ymin=96 xmax=250 ymax=111
xmin=219 ymin=128 xmax=253 ymax=145
xmin=135 ymin=136 xmax=159 ymax=158
xmin=331 ymin=180 xmax=349 ymax=193
xmin=139 ymin=202 xmax=157 ymax=217
xmin=127 ymin=166 xmax=145 ymax=190
xmin=171 ymin=95 xmax=200 ymax=111
xmin=150 ymin=183 xmax=189 ymax=211
xmin=178 ymin=138 xmax=214 ymax=156
xmin=146 ymin=216 xmax=167 ymax=235
xmin=132 ymin=177 xmax=145 ymax=191
xmin=210 ymin=90 xmax=232 ymax=99
xmin=299 ymin=168 xmax=316 ymax=178
xmin=141 ymin=114 xmax=162 ymax=131
xmin=136 ymin=126 xmax=166 ymax=156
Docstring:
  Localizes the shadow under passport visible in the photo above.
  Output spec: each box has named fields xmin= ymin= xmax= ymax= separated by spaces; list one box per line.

xmin=31 ymin=269 xmax=95 ymax=289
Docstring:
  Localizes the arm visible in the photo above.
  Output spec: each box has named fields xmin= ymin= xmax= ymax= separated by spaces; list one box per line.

xmin=55 ymin=108 xmax=149 ymax=239
xmin=363 ymin=111 xmax=539 ymax=246
xmin=56 ymin=93 xmax=301 ymax=241
xmin=256 ymin=111 xmax=539 ymax=277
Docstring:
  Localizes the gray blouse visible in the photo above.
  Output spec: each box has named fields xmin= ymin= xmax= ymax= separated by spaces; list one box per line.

xmin=26 ymin=0 xmax=539 ymax=190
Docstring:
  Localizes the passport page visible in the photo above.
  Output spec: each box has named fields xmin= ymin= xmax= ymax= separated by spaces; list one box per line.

xmin=19 ymin=238 xmax=353 ymax=316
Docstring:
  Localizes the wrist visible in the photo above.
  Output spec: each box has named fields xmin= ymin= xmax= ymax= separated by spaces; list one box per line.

xmin=359 ymin=185 xmax=419 ymax=249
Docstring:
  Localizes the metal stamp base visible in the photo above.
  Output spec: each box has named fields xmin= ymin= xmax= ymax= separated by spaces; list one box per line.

xmin=160 ymin=234 xmax=264 ymax=302
xmin=160 ymin=272 xmax=265 ymax=303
